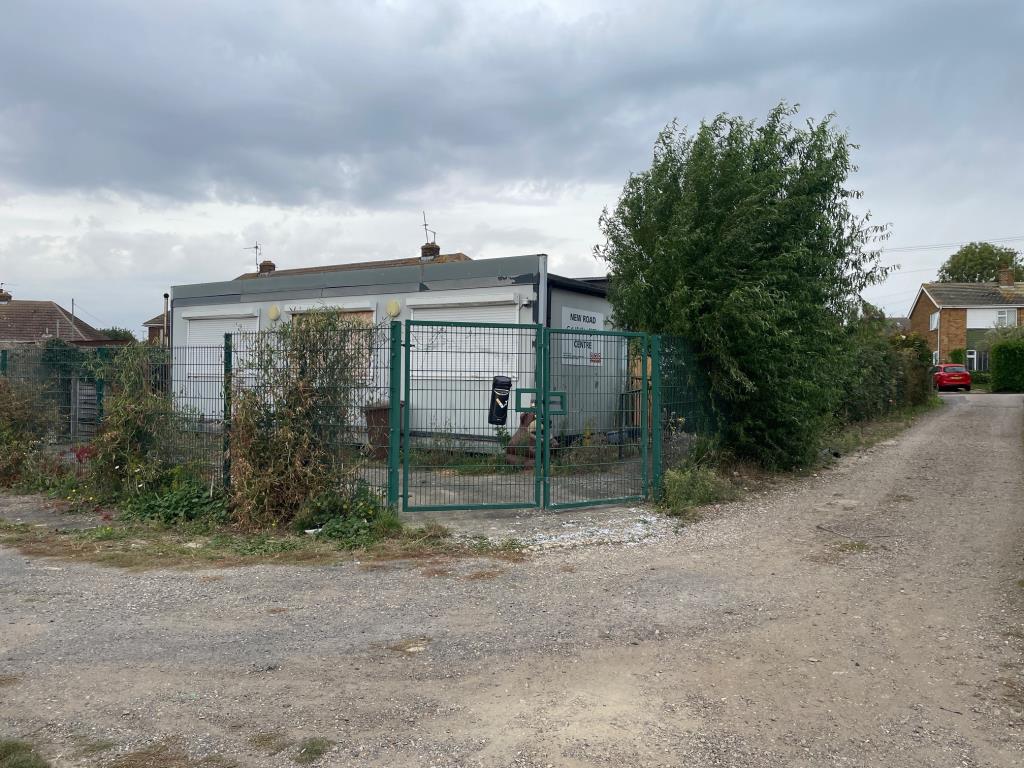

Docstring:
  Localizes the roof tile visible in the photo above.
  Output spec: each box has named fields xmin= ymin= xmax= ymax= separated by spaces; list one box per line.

xmin=923 ymin=282 xmax=1024 ymax=307
xmin=0 ymin=300 xmax=109 ymax=345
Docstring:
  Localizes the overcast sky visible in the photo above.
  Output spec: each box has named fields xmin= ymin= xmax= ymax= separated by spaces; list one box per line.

xmin=1 ymin=0 xmax=1021 ymax=333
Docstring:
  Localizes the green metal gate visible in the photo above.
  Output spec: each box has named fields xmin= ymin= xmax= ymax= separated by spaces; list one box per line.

xmin=400 ymin=320 xmax=659 ymax=512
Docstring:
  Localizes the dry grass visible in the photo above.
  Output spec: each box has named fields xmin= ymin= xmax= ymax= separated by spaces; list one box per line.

xmin=249 ymin=731 xmax=291 ymax=756
xmin=73 ymin=738 xmax=117 ymax=758
xmin=0 ymin=674 xmax=18 ymax=687
xmin=0 ymin=739 xmax=51 ymax=768
xmin=293 ymin=737 xmax=333 ymax=765
xmin=108 ymin=741 xmax=236 ymax=768
xmin=0 ymin=519 xmax=525 ymax=572
xmin=465 ymin=568 xmax=504 ymax=580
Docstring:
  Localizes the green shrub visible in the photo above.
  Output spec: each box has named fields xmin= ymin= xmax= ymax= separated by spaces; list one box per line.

xmin=292 ymin=483 xmax=402 ymax=548
xmin=661 ymin=466 xmax=738 ymax=517
xmin=971 ymin=370 xmax=991 ymax=387
xmin=229 ymin=311 xmax=376 ymax=529
xmin=121 ymin=474 xmax=229 ymax=527
xmin=949 ymin=348 xmax=966 ymax=364
xmin=990 ymin=339 xmax=1024 ymax=392
xmin=85 ymin=344 xmax=179 ymax=501
xmin=0 ymin=378 xmax=57 ymax=485
xmin=598 ymin=104 xmax=890 ymax=469
xmin=837 ymin=314 xmax=931 ymax=425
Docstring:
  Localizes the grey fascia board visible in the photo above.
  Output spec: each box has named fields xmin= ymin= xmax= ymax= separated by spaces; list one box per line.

xmin=548 ymin=273 xmax=608 ymax=298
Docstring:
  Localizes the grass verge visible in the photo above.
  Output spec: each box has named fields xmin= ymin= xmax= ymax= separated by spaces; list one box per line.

xmin=0 ymin=517 xmax=523 ymax=571
xmin=0 ymin=740 xmax=51 ymax=768
xmin=657 ymin=399 xmax=942 ymax=523
xmin=823 ymin=397 xmax=942 ymax=460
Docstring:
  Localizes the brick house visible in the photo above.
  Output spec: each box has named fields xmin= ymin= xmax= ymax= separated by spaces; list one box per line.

xmin=142 ymin=312 xmax=168 ymax=343
xmin=0 ymin=292 xmax=114 ymax=348
xmin=908 ymin=268 xmax=1024 ymax=370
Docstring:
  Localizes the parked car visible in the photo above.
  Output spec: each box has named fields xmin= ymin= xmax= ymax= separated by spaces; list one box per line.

xmin=932 ymin=363 xmax=972 ymax=392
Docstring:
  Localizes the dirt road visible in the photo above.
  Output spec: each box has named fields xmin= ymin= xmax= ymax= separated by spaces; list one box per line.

xmin=2 ymin=394 xmax=1023 ymax=767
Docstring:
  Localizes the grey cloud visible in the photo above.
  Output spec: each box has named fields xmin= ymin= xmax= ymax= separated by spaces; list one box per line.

xmin=2 ymin=1 xmax=1021 ymax=206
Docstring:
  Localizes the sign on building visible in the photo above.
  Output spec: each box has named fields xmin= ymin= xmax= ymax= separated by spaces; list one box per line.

xmin=561 ymin=306 xmax=605 ymax=366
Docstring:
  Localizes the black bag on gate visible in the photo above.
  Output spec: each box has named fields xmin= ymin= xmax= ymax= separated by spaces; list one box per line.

xmin=487 ymin=375 xmax=512 ymax=426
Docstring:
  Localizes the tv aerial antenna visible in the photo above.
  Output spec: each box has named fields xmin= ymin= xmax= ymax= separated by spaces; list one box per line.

xmin=243 ymin=241 xmax=262 ymax=269
xmin=422 ymin=211 xmax=436 ymax=244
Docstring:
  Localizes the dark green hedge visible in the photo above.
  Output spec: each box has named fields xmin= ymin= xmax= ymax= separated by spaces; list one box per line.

xmin=990 ymin=340 xmax=1024 ymax=392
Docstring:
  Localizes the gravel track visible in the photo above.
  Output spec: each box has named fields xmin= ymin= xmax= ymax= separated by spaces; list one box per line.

xmin=2 ymin=393 xmax=1023 ymax=767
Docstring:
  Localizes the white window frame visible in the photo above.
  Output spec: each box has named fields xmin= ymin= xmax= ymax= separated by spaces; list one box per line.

xmin=932 ymin=350 xmax=939 ymax=366
xmin=996 ymin=308 xmax=1012 ymax=327
xmin=966 ymin=349 xmax=978 ymax=371
xmin=929 ymin=311 xmax=939 ymax=331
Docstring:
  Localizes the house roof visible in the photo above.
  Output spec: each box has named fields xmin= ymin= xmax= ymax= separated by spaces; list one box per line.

xmin=234 ymin=252 xmax=472 ymax=281
xmin=921 ymin=282 xmax=1024 ymax=308
xmin=143 ymin=312 xmax=167 ymax=327
xmin=0 ymin=300 xmax=109 ymax=344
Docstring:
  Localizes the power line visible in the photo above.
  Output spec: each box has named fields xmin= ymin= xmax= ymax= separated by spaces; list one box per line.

xmin=881 ymin=235 xmax=1024 ymax=253
xmin=69 ymin=301 xmax=105 ymax=325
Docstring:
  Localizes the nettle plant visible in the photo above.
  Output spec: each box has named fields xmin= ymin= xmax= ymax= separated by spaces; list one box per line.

xmin=229 ymin=310 xmax=378 ymax=529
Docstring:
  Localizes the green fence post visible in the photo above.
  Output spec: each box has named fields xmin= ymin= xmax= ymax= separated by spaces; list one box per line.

xmin=533 ymin=325 xmax=544 ymax=508
xmin=222 ymin=333 xmax=233 ymax=489
xmin=541 ymin=328 xmax=552 ymax=510
xmin=387 ymin=320 xmax=402 ymax=509
xmin=640 ymin=335 xmax=650 ymax=498
xmin=401 ymin=319 xmax=412 ymax=512
xmin=0 ymin=349 xmax=7 ymax=377
xmin=650 ymin=335 xmax=662 ymax=499
xmin=95 ymin=348 xmax=107 ymax=425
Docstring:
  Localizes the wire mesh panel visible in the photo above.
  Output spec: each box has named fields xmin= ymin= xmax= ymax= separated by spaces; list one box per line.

xmin=2 ymin=342 xmax=110 ymax=450
xmin=403 ymin=320 xmax=541 ymax=511
xmin=544 ymin=329 xmax=648 ymax=508
xmin=165 ymin=344 xmax=229 ymax=482
xmin=655 ymin=335 xmax=717 ymax=475
xmin=229 ymin=322 xmax=393 ymax=498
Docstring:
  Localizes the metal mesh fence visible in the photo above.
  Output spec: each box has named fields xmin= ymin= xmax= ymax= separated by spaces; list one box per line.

xmin=403 ymin=321 xmax=540 ymax=511
xmin=227 ymin=323 xmax=393 ymax=496
xmin=2 ymin=342 xmax=109 ymax=449
xmin=655 ymin=335 xmax=718 ymax=472
xmin=2 ymin=325 xmax=715 ymax=509
xmin=546 ymin=330 xmax=648 ymax=507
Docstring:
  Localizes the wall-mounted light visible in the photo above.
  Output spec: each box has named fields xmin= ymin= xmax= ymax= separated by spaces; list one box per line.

xmin=386 ymin=299 xmax=401 ymax=318
xmin=268 ymin=304 xmax=282 ymax=322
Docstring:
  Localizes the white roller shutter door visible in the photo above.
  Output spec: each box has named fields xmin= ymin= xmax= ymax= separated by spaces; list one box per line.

xmin=179 ymin=316 xmax=259 ymax=418
xmin=186 ymin=316 xmax=259 ymax=345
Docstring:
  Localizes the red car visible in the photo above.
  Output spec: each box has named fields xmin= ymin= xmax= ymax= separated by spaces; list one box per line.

xmin=932 ymin=363 xmax=972 ymax=392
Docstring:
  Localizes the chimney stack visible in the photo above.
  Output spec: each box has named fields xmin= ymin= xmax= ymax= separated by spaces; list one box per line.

xmin=998 ymin=266 xmax=1015 ymax=287
xmin=258 ymin=259 xmax=276 ymax=275
xmin=420 ymin=242 xmax=441 ymax=262
xmin=0 ymin=288 xmax=10 ymax=303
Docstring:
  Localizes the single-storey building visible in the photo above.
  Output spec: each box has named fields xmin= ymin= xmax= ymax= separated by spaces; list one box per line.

xmin=908 ymin=267 xmax=1024 ymax=369
xmin=168 ymin=244 xmax=621 ymax=442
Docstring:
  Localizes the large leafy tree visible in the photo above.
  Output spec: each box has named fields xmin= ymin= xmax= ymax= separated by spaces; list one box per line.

xmin=936 ymin=242 xmax=1022 ymax=282
xmin=596 ymin=103 xmax=888 ymax=468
